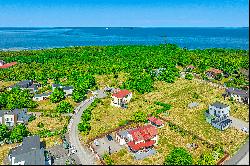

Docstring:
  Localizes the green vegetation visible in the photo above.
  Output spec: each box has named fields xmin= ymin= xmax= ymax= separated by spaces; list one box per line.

xmin=56 ymin=101 xmax=73 ymax=113
xmin=0 ymin=87 xmax=37 ymax=110
xmin=103 ymin=153 xmax=114 ymax=165
xmin=153 ymin=102 xmax=172 ymax=115
xmin=131 ymin=111 xmax=148 ymax=123
xmin=196 ymin=153 xmax=216 ymax=165
xmin=9 ymin=124 xmax=30 ymax=143
xmin=118 ymin=119 xmax=129 ymax=126
xmin=0 ymin=124 xmax=10 ymax=142
xmin=185 ymin=73 xmax=194 ymax=80
xmin=78 ymin=99 xmax=101 ymax=134
xmin=164 ymin=147 xmax=193 ymax=165
xmin=50 ymin=88 xmax=65 ymax=103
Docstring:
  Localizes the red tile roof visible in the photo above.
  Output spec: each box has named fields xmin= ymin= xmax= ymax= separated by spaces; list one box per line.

xmin=128 ymin=140 xmax=155 ymax=151
xmin=0 ymin=62 xmax=17 ymax=69
xmin=112 ymin=89 xmax=131 ymax=98
xmin=148 ymin=116 xmax=164 ymax=126
xmin=129 ymin=125 xmax=157 ymax=142
xmin=207 ymin=68 xmax=223 ymax=74
xmin=187 ymin=65 xmax=195 ymax=69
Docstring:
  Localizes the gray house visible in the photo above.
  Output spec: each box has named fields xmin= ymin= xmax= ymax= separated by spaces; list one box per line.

xmin=0 ymin=108 xmax=31 ymax=127
xmin=205 ymin=102 xmax=232 ymax=131
xmin=8 ymin=80 xmax=40 ymax=93
xmin=52 ymin=84 xmax=74 ymax=96
xmin=225 ymin=88 xmax=249 ymax=105
xmin=8 ymin=135 xmax=51 ymax=165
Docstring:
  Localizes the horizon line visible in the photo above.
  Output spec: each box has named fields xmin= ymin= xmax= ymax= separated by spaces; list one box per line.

xmin=0 ymin=26 xmax=248 ymax=28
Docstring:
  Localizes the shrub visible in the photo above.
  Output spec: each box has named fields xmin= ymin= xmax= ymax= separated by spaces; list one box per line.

xmin=185 ymin=73 xmax=194 ymax=80
xmin=164 ymin=147 xmax=193 ymax=165
xmin=56 ymin=101 xmax=74 ymax=114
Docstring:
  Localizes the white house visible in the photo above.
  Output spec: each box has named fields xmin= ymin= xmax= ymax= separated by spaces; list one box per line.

xmin=52 ymin=84 xmax=74 ymax=96
xmin=111 ymin=89 xmax=132 ymax=108
xmin=33 ymin=92 xmax=52 ymax=101
xmin=225 ymin=88 xmax=249 ymax=105
xmin=208 ymin=102 xmax=230 ymax=117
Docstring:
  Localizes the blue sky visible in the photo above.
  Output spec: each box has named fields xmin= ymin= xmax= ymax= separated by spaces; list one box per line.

xmin=0 ymin=0 xmax=248 ymax=27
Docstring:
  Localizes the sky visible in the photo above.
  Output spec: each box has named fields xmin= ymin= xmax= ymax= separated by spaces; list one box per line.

xmin=0 ymin=0 xmax=249 ymax=27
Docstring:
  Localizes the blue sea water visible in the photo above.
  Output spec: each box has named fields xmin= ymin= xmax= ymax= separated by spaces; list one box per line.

xmin=0 ymin=27 xmax=248 ymax=50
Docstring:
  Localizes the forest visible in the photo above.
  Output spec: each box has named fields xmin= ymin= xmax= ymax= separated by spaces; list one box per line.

xmin=0 ymin=44 xmax=248 ymax=95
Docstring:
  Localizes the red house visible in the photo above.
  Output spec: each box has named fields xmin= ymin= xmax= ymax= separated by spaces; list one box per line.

xmin=148 ymin=116 xmax=164 ymax=128
xmin=111 ymin=89 xmax=132 ymax=108
xmin=127 ymin=125 xmax=158 ymax=152
xmin=0 ymin=62 xmax=17 ymax=69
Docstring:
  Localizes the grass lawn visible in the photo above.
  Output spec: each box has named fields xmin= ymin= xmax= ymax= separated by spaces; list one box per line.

xmin=0 ymin=143 xmax=18 ymax=165
xmin=34 ymin=97 xmax=78 ymax=111
xmin=81 ymin=76 xmax=248 ymax=164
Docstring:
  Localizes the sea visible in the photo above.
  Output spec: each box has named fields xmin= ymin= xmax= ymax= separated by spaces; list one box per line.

xmin=0 ymin=27 xmax=248 ymax=50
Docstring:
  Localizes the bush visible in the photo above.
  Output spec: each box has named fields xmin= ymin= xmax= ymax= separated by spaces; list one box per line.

xmin=10 ymin=124 xmax=30 ymax=143
xmin=185 ymin=73 xmax=194 ymax=80
xmin=28 ymin=114 xmax=36 ymax=122
xmin=50 ymin=88 xmax=65 ymax=103
xmin=132 ymin=111 xmax=147 ymax=123
xmin=56 ymin=101 xmax=74 ymax=114
xmin=196 ymin=153 xmax=216 ymax=165
xmin=118 ymin=120 xmax=129 ymax=126
xmin=103 ymin=153 xmax=114 ymax=165
xmin=164 ymin=147 xmax=193 ymax=165
xmin=0 ymin=124 xmax=10 ymax=142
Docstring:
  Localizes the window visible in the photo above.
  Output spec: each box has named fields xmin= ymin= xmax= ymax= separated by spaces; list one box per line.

xmin=6 ymin=118 xmax=9 ymax=121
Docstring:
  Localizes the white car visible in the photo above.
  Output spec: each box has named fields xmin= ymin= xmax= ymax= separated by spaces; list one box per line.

xmin=241 ymin=127 xmax=249 ymax=133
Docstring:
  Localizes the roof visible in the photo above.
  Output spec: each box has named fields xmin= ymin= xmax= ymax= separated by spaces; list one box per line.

xmin=0 ymin=108 xmax=30 ymax=122
xmin=34 ymin=92 xmax=52 ymax=98
xmin=207 ymin=68 xmax=223 ymax=74
xmin=0 ymin=62 xmax=17 ymax=69
xmin=148 ymin=117 xmax=164 ymax=126
xmin=128 ymin=140 xmax=155 ymax=151
xmin=226 ymin=88 xmax=249 ymax=98
xmin=210 ymin=102 xmax=229 ymax=109
xmin=63 ymin=86 xmax=74 ymax=90
xmin=112 ymin=89 xmax=131 ymax=98
xmin=186 ymin=65 xmax=195 ymax=69
xmin=129 ymin=125 xmax=157 ymax=142
xmin=9 ymin=135 xmax=45 ymax=165
xmin=117 ymin=130 xmax=129 ymax=138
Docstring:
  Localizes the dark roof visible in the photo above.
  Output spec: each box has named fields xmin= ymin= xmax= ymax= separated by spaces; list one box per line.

xmin=34 ymin=92 xmax=52 ymax=98
xmin=52 ymin=84 xmax=61 ymax=87
xmin=226 ymin=88 xmax=249 ymax=98
xmin=63 ymin=86 xmax=74 ymax=90
xmin=9 ymin=135 xmax=45 ymax=165
xmin=210 ymin=102 xmax=229 ymax=109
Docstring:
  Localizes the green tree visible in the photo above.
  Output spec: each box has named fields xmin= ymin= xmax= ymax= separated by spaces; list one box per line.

xmin=132 ymin=111 xmax=147 ymax=123
xmin=72 ymin=88 xmax=87 ymax=103
xmin=185 ymin=73 xmax=194 ymax=80
xmin=10 ymin=124 xmax=30 ymax=143
xmin=164 ymin=147 xmax=193 ymax=165
xmin=196 ymin=153 xmax=216 ymax=165
xmin=56 ymin=101 xmax=73 ymax=113
xmin=50 ymin=88 xmax=65 ymax=103
xmin=0 ymin=124 xmax=10 ymax=142
xmin=103 ymin=153 xmax=114 ymax=165
xmin=78 ymin=121 xmax=91 ymax=134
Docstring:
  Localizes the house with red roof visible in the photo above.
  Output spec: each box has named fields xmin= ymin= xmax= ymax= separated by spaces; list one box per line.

xmin=0 ymin=60 xmax=17 ymax=69
xmin=111 ymin=89 xmax=132 ymax=108
xmin=115 ymin=125 xmax=158 ymax=153
xmin=185 ymin=65 xmax=196 ymax=72
xmin=206 ymin=68 xmax=223 ymax=78
xmin=148 ymin=116 xmax=164 ymax=128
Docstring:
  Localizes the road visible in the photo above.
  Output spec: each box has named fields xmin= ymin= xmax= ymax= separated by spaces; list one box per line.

xmin=230 ymin=116 xmax=249 ymax=131
xmin=68 ymin=96 xmax=97 ymax=165
xmin=224 ymin=139 xmax=249 ymax=165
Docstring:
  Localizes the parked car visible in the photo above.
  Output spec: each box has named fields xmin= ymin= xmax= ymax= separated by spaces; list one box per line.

xmin=106 ymin=134 xmax=113 ymax=141
xmin=241 ymin=127 xmax=249 ymax=133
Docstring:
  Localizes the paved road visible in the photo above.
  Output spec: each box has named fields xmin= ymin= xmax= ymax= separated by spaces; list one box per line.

xmin=224 ymin=139 xmax=249 ymax=165
xmin=68 ymin=97 xmax=97 ymax=165
xmin=230 ymin=116 xmax=249 ymax=132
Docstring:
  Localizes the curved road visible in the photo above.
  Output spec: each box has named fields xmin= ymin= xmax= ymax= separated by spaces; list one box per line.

xmin=68 ymin=96 xmax=97 ymax=165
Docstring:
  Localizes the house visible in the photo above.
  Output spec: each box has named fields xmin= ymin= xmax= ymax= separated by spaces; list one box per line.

xmin=0 ymin=108 xmax=31 ymax=127
xmin=206 ymin=68 xmax=223 ymax=78
xmin=116 ymin=125 xmax=158 ymax=153
xmin=52 ymin=84 xmax=74 ymax=96
xmin=0 ymin=61 xmax=17 ymax=69
xmin=185 ymin=65 xmax=196 ymax=72
xmin=8 ymin=135 xmax=51 ymax=165
xmin=148 ymin=116 xmax=164 ymax=128
xmin=0 ymin=60 xmax=5 ymax=66
xmin=205 ymin=102 xmax=232 ymax=131
xmin=33 ymin=92 xmax=52 ymax=101
xmin=225 ymin=88 xmax=249 ymax=105
xmin=8 ymin=80 xmax=40 ymax=93
xmin=111 ymin=89 xmax=132 ymax=108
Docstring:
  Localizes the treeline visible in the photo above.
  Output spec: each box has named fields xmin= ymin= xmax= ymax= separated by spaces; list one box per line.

xmin=0 ymin=44 xmax=248 ymax=94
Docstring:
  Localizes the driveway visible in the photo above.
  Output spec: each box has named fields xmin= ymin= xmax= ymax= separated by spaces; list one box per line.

xmin=230 ymin=116 xmax=249 ymax=132
xmin=68 ymin=97 xmax=97 ymax=165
